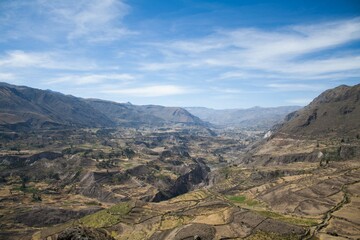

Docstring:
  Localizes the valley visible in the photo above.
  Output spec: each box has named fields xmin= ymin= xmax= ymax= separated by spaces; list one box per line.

xmin=0 ymin=83 xmax=359 ymax=240
xmin=0 ymin=125 xmax=263 ymax=239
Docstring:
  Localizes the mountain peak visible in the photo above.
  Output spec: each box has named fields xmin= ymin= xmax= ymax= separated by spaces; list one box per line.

xmin=310 ymin=84 xmax=359 ymax=106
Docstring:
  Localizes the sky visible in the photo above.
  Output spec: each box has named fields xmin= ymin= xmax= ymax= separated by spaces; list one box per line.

xmin=0 ymin=0 xmax=360 ymax=109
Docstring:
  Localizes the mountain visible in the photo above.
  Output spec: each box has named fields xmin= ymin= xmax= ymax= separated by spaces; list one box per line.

xmin=0 ymin=82 xmax=115 ymax=129
xmin=246 ymin=83 xmax=360 ymax=166
xmin=0 ymin=82 xmax=205 ymax=130
xmin=276 ymin=84 xmax=360 ymax=138
xmin=86 ymin=99 xmax=205 ymax=127
xmin=186 ymin=106 xmax=301 ymax=129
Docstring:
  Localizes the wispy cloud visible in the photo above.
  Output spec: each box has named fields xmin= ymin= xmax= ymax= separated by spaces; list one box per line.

xmin=0 ymin=50 xmax=97 ymax=70
xmin=139 ymin=18 xmax=360 ymax=81
xmin=210 ymin=87 xmax=244 ymax=94
xmin=287 ymin=98 xmax=313 ymax=105
xmin=46 ymin=0 xmax=134 ymax=41
xmin=0 ymin=0 xmax=134 ymax=43
xmin=102 ymin=85 xmax=192 ymax=97
xmin=139 ymin=62 xmax=186 ymax=71
xmin=267 ymin=83 xmax=326 ymax=92
xmin=48 ymin=73 xmax=136 ymax=85
xmin=0 ymin=50 xmax=50 ymax=68
xmin=0 ymin=72 xmax=16 ymax=80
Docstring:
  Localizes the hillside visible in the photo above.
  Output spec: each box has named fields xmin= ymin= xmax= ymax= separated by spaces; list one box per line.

xmin=276 ymin=84 xmax=360 ymax=138
xmin=186 ymin=106 xmax=300 ymax=129
xmin=0 ymin=82 xmax=115 ymax=129
xmin=246 ymin=83 xmax=360 ymax=165
xmin=87 ymin=99 xmax=204 ymax=127
xmin=0 ymin=83 xmax=205 ymax=130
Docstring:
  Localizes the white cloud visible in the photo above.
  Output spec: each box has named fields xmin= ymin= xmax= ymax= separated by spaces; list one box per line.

xmin=139 ymin=18 xmax=360 ymax=81
xmin=227 ymin=18 xmax=360 ymax=62
xmin=210 ymin=87 xmax=244 ymax=94
xmin=167 ymin=18 xmax=360 ymax=60
xmin=102 ymin=85 xmax=191 ymax=97
xmin=219 ymin=72 xmax=248 ymax=80
xmin=287 ymin=98 xmax=313 ymax=105
xmin=0 ymin=72 xmax=16 ymax=80
xmin=0 ymin=50 xmax=97 ymax=70
xmin=267 ymin=83 xmax=326 ymax=92
xmin=48 ymin=73 xmax=136 ymax=85
xmin=1 ymin=0 xmax=134 ymax=43
xmin=0 ymin=50 xmax=49 ymax=67
xmin=139 ymin=62 xmax=186 ymax=71
xmin=47 ymin=0 xmax=134 ymax=41
xmin=277 ymin=56 xmax=360 ymax=75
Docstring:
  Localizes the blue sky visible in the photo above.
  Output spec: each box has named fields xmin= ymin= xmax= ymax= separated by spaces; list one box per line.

xmin=0 ymin=0 xmax=359 ymax=109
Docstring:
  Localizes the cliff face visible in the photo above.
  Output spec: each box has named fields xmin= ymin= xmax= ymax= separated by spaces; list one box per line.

xmin=152 ymin=159 xmax=210 ymax=202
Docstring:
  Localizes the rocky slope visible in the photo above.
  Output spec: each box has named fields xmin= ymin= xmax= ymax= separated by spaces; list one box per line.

xmin=277 ymin=84 xmax=360 ymax=138
xmin=0 ymin=82 xmax=114 ymax=129
xmin=244 ymin=84 xmax=360 ymax=166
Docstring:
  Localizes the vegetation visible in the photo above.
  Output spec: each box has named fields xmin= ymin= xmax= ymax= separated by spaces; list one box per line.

xmin=80 ymin=202 xmax=131 ymax=228
xmin=13 ymin=185 xmax=39 ymax=194
xmin=257 ymin=211 xmax=319 ymax=226
xmin=220 ymin=167 xmax=231 ymax=179
xmin=227 ymin=195 xmax=260 ymax=207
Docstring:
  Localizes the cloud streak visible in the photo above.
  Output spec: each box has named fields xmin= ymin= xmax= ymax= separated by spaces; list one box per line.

xmin=48 ymin=73 xmax=136 ymax=85
xmin=0 ymin=0 xmax=133 ymax=43
xmin=267 ymin=83 xmax=326 ymax=92
xmin=139 ymin=18 xmax=360 ymax=81
xmin=102 ymin=85 xmax=192 ymax=97
xmin=47 ymin=0 xmax=134 ymax=41
xmin=0 ymin=50 xmax=98 ymax=70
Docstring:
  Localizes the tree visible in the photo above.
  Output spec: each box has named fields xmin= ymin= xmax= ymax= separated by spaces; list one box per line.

xmin=20 ymin=175 xmax=29 ymax=189
xmin=32 ymin=192 xmax=42 ymax=202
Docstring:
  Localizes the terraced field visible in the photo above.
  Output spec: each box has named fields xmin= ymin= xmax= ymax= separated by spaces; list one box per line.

xmin=33 ymin=190 xmax=307 ymax=240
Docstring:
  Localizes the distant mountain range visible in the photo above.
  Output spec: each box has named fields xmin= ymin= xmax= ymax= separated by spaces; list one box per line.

xmin=86 ymin=99 xmax=204 ymax=127
xmin=0 ymin=82 xmax=204 ymax=130
xmin=185 ymin=106 xmax=301 ymax=130
xmin=4 ymin=82 xmax=356 ymax=133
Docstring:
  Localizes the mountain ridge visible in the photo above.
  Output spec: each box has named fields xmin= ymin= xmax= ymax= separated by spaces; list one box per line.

xmin=244 ymin=83 xmax=360 ymax=166
xmin=276 ymin=83 xmax=360 ymax=138
xmin=85 ymin=99 xmax=205 ymax=127
xmin=0 ymin=82 xmax=205 ymax=130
